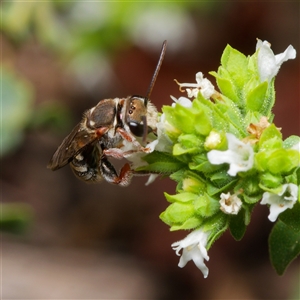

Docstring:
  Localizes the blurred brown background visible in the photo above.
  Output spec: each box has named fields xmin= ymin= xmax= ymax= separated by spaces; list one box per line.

xmin=1 ymin=2 xmax=299 ymax=299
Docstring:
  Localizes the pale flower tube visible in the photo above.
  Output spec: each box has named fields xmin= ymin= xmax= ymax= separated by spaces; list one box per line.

xmin=172 ymin=228 xmax=210 ymax=278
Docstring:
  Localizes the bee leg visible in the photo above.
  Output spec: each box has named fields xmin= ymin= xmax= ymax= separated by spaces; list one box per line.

xmin=116 ymin=128 xmax=143 ymax=148
xmin=116 ymin=128 xmax=152 ymax=153
xmin=103 ymin=148 xmax=125 ymax=159
xmin=103 ymin=148 xmax=138 ymax=159
xmin=100 ymin=158 xmax=133 ymax=187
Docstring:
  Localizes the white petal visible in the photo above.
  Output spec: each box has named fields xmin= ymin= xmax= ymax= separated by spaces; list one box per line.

xmin=268 ymin=200 xmax=289 ymax=222
xmin=195 ymin=72 xmax=215 ymax=99
xmin=178 ymin=247 xmax=193 ymax=268
xmin=207 ymin=133 xmax=254 ymax=176
xmin=171 ymin=95 xmax=193 ymax=108
xmin=279 ymin=183 xmax=298 ymax=200
xmin=261 ymin=184 xmax=298 ymax=222
xmin=275 ymin=45 xmax=296 ymax=66
xmin=145 ymin=174 xmax=159 ymax=186
xmin=146 ymin=139 xmax=158 ymax=152
xmin=195 ymin=72 xmax=205 ymax=84
xmin=181 ymin=246 xmax=209 ymax=278
xmin=171 ymin=229 xmax=210 ymax=277
xmin=256 ymin=39 xmax=296 ymax=82
xmin=186 ymin=88 xmax=199 ymax=98
xmin=220 ymin=192 xmax=242 ymax=215
xmin=207 ymin=149 xmax=231 ymax=164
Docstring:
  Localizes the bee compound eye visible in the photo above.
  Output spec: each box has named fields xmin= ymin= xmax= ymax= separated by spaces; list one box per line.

xmin=129 ymin=121 xmax=144 ymax=137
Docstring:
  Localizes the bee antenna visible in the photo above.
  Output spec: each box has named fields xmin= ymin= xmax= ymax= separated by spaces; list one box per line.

xmin=144 ymin=40 xmax=167 ymax=106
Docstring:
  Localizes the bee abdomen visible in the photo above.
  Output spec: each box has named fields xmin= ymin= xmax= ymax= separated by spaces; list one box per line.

xmin=70 ymin=147 xmax=103 ymax=183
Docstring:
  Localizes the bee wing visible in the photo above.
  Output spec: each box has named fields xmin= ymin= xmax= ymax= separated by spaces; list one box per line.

xmin=47 ymin=122 xmax=98 ymax=171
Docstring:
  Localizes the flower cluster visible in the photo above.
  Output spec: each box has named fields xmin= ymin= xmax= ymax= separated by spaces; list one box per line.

xmin=136 ymin=39 xmax=299 ymax=277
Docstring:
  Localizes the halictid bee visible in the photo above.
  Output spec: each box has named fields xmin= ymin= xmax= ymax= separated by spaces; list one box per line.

xmin=47 ymin=41 xmax=167 ymax=186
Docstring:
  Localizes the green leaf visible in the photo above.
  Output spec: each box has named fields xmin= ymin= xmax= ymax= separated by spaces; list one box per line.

xmin=173 ymin=143 xmax=198 ymax=155
xmin=269 ymin=220 xmax=300 ymax=275
xmin=140 ymin=151 xmax=170 ymax=164
xmin=203 ymin=213 xmax=229 ymax=249
xmin=196 ymin=96 xmax=230 ymax=132
xmin=135 ymin=162 xmax=183 ymax=174
xmin=206 ymin=178 xmax=238 ymax=196
xmin=221 ymin=45 xmax=248 ymax=90
xmin=210 ymin=170 xmax=236 ymax=188
xmin=260 ymin=81 xmax=276 ymax=117
xmin=191 ymin=99 xmax=212 ymax=136
xmin=189 ymin=154 xmax=222 ymax=173
xmin=242 ymin=193 xmax=262 ymax=204
xmin=229 ymin=209 xmax=247 ymax=240
xmin=173 ymin=171 xmax=206 ymax=194
xmin=279 ymin=202 xmax=300 ymax=232
xmin=170 ymin=216 xmax=203 ymax=231
xmin=210 ymin=70 xmax=239 ymax=103
xmin=163 ymin=104 xmax=195 ymax=134
xmin=164 ymin=192 xmax=197 ymax=203
xmin=212 ymin=97 xmax=246 ymax=132
xmin=258 ymin=124 xmax=282 ymax=150
xmin=246 ymin=81 xmax=268 ymax=112
xmin=236 ymin=175 xmax=261 ymax=196
xmin=173 ymin=134 xmax=203 ymax=156
xmin=136 ymin=151 xmax=185 ymax=174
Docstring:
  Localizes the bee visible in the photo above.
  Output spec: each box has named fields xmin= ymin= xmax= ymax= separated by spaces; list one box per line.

xmin=47 ymin=41 xmax=167 ymax=186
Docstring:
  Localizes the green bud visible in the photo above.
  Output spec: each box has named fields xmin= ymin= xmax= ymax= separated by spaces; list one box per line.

xmin=181 ymin=173 xmax=206 ymax=194
xmin=260 ymin=172 xmax=283 ymax=189
xmin=204 ymin=130 xmax=226 ymax=150
xmin=159 ymin=202 xmax=195 ymax=227
xmin=267 ymin=149 xmax=299 ymax=174
xmin=194 ymin=193 xmax=220 ymax=217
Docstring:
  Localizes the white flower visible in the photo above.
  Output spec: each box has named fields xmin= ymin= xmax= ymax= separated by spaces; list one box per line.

xmin=174 ymin=72 xmax=215 ymax=99
xmin=256 ymin=39 xmax=296 ymax=83
xmin=207 ymin=133 xmax=254 ymax=176
xmin=219 ymin=192 xmax=242 ymax=215
xmin=145 ymin=174 xmax=159 ymax=186
xmin=172 ymin=228 xmax=210 ymax=278
xmin=170 ymin=95 xmax=192 ymax=108
xmin=261 ymin=183 xmax=298 ymax=222
xmin=152 ymin=112 xmax=173 ymax=153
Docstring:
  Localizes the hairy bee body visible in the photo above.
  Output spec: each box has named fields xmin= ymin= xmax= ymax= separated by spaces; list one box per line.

xmin=48 ymin=41 xmax=167 ymax=186
xmin=70 ymin=143 xmax=102 ymax=182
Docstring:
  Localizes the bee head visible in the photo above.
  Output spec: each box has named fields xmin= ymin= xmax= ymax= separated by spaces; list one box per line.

xmin=125 ymin=96 xmax=148 ymax=138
